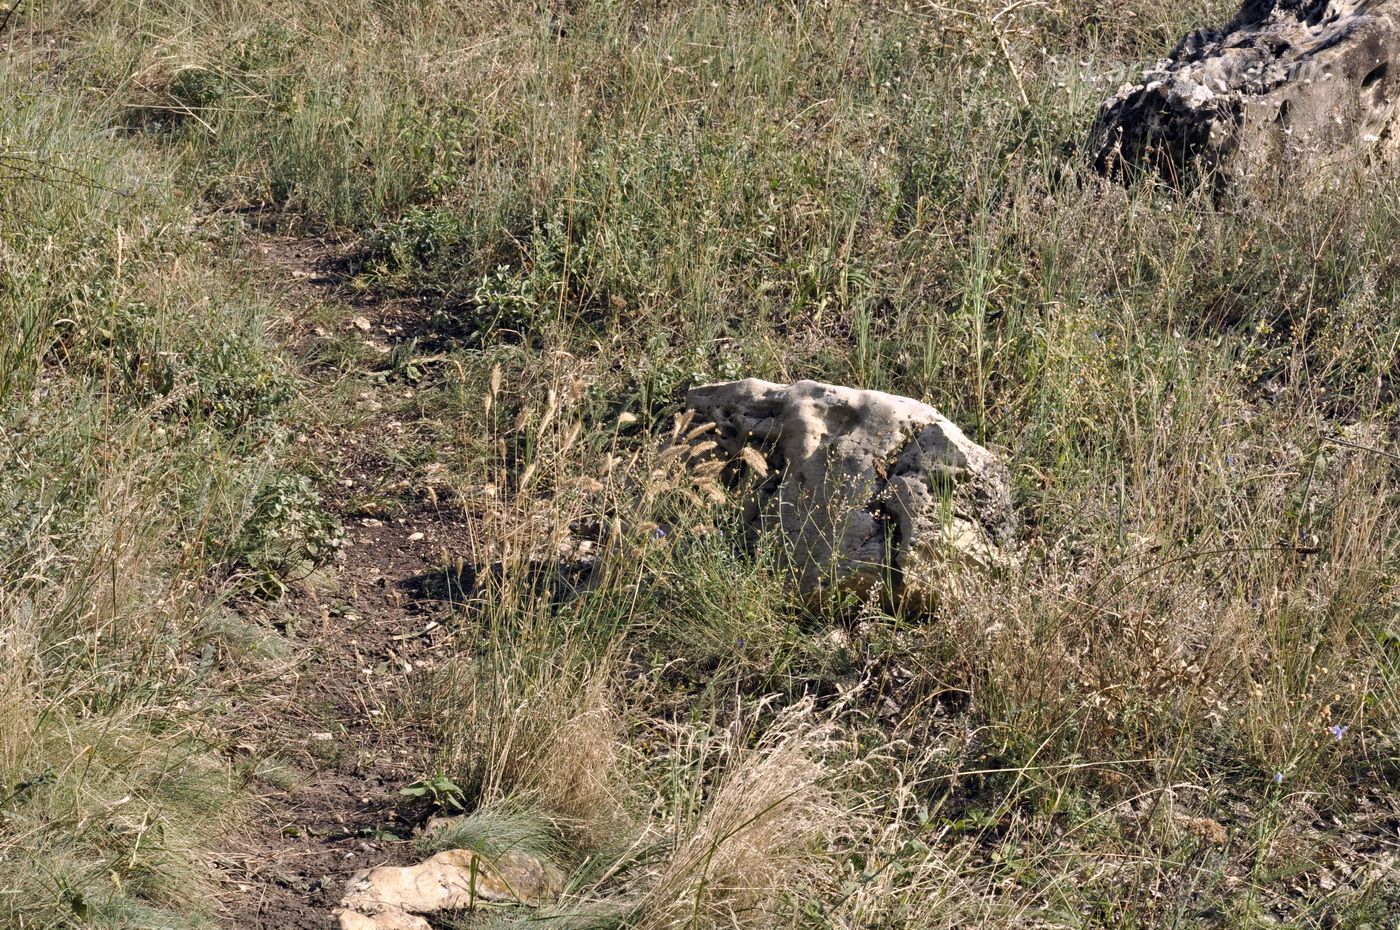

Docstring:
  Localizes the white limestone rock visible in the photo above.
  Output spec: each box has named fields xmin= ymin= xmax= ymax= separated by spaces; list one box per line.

xmin=686 ymin=378 xmax=1014 ymax=611
xmin=336 ymin=848 xmax=563 ymax=930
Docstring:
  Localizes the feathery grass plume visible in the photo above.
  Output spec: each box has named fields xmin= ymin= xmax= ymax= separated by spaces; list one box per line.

xmin=0 ymin=595 xmax=36 ymax=776
xmin=627 ymin=699 xmax=845 ymax=930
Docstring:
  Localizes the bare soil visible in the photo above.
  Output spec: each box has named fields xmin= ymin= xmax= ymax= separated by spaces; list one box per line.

xmin=213 ymin=235 xmax=468 ymax=930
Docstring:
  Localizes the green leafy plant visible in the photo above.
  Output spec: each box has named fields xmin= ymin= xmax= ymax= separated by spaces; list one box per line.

xmin=400 ymin=773 xmax=468 ymax=812
xmin=230 ymin=474 xmax=344 ymax=592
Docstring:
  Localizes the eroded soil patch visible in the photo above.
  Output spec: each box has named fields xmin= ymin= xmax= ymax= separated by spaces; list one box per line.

xmin=215 ymin=235 xmax=469 ymax=930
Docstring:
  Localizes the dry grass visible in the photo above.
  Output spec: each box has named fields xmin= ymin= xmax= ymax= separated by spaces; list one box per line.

xmin=433 ymin=638 xmax=626 ymax=844
xmin=0 ymin=41 xmax=299 ymax=930
xmin=7 ymin=0 xmax=1400 ymax=926
xmin=0 ymin=596 xmax=36 ymax=777
xmin=626 ymin=702 xmax=844 ymax=930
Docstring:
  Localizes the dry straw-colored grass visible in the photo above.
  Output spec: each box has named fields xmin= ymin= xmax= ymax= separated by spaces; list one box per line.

xmin=627 ymin=702 xmax=845 ymax=930
xmin=8 ymin=0 xmax=1400 ymax=925
xmin=0 ymin=598 xmax=36 ymax=777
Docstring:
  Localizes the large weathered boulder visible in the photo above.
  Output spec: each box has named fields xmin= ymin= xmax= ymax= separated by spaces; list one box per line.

xmin=686 ymin=379 xmax=1014 ymax=611
xmin=1091 ymin=0 xmax=1400 ymax=186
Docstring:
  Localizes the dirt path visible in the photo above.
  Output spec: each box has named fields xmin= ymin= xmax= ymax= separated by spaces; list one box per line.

xmin=214 ymin=236 xmax=468 ymax=930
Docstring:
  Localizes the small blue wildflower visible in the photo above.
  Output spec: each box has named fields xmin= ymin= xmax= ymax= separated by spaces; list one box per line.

xmin=1272 ymin=771 xmax=1284 ymax=785
xmin=736 ymin=637 xmax=746 ymax=647
xmin=651 ymin=525 xmax=668 ymax=540
xmin=1328 ymin=724 xmax=1349 ymax=742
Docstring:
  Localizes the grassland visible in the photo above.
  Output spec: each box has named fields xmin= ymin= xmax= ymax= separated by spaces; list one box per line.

xmin=3 ymin=0 xmax=1399 ymax=927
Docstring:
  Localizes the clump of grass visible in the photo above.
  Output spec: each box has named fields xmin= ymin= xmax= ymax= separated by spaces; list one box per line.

xmin=417 ymin=805 xmax=571 ymax=864
xmin=431 ymin=621 xmax=626 ymax=846
xmin=0 ymin=598 xmax=36 ymax=777
xmin=0 ymin=36 xmax=311 ymax=930
xmin=625 ymin=701 xmax=845 ymax=930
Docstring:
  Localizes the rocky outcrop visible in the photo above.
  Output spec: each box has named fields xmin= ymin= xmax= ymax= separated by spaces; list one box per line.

xmin=337 ymin=848 xmax=563 ymax=930
xmin=686 ymin=379 xmax=1014 ymax=611
xmin=1091 ymin=0 xmax=1400 ymax=186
